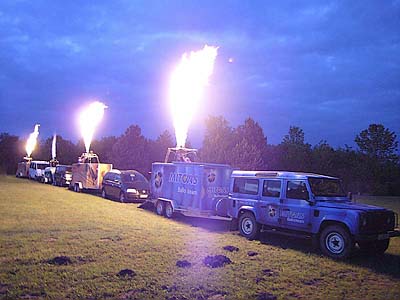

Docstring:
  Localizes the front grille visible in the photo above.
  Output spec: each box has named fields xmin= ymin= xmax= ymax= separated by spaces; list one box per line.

xmin=360 ymin=211 xmax=395 ymax=234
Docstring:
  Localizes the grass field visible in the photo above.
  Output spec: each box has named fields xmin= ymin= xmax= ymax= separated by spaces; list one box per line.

xmin=0 ymin=175 xmax=399 ymax=300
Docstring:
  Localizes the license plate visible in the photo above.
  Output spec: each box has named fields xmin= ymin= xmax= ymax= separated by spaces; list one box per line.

xmin=140 ymin=195 xmax=148 ymax=199
xmin=378 ymin=233 xmax=389 ymax=240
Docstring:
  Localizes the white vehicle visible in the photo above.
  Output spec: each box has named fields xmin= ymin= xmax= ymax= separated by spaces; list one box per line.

xmin=29 ymin=161 xmax=50 ymax=181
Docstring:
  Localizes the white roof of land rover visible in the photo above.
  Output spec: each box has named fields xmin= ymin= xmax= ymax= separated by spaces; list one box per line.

xmin=231 ymin=170 xmax=337 ymax=180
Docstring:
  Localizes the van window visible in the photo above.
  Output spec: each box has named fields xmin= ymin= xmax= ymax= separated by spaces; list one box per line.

xmin=233 ymin=178 xmax=259 ymax=195
xmin=286 ymin=180 xmax=309 ymax=200
xmin=262 ymin=180 xmax=281 ymax=198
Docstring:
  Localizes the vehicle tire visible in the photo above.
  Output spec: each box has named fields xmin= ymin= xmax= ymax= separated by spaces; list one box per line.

xmin=101 ymin=188 xmax=108 ymax=199
xmin=74 ymin=183 xmax=81 ymax=193
xmin=239 ymin=212 xmax=260 ymax=240
xmin=156 ymin=201 xmax=165 ymax=216
xmin=119 ymin=192 xmax=125 ymax=203
xmin=320 ymin=225 xmax=354 ymax=260
xmin=165 ymin=202 xmax=174 ymax=219
xmin=358 ymin=239 xmax=390 ymax=255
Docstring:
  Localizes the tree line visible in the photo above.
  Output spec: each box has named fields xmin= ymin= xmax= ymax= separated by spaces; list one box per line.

xmin=0 ymin=117 xmax=398 ymax=195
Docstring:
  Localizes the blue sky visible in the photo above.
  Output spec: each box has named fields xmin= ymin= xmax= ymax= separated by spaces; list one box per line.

xmin=0 ymin=0 xmax=399 ymax=148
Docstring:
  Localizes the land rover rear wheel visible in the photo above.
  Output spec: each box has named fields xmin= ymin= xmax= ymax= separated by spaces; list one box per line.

xmin=239 ymin=212 xmax=260 ymax=240
xmin=165 ymin=202 xmax=174 ymax=219
xmin=156 ymin=201 xmax=165 ymax=216
xmin=320 ymin=225 xmax=353 ymax=259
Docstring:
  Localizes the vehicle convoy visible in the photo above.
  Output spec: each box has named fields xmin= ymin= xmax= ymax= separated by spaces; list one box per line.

xmin=102 ymin=169 xmax=150 ymax=202
xmin=227 ymin=171 xmax=400 ymax=259
xmin=53 ymin=165 xmax=72 ymax=187
xmin=149 ymin=150 xmax=400 ymax=259
xmin=28 ymin=161 xmax=50 ymax=181
xmin=70 ymin=152 xmax=112 ymax=193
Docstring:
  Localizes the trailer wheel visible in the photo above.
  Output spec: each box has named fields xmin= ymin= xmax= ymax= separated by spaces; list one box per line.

xmin=320 ymin=225 xmax=353 ymax=259
xmin=239 ymin=212 xmax=260 ymax=240
xmin=156 ymin=201 xmax=165 ymax=216
xmin=165 ymin=202 xmax=174 ymax=219
xmin=74 ymin=183 xmax=81 ymax=193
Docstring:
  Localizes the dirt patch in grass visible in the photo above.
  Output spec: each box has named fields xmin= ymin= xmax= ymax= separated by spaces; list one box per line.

xmin=117 ymin=269 xmax=136 ymax=279
xmin=301 ymin=278 xmax=323 ymax=286
xmin=0 ymin=283 xmax=9 ymax=295
xmin=20 ymin=291 xmax=47 ymax=299
xmin=119 ymin=288 xmax=147 ymax=299
xmin=176 ymin=260 xmax=191 ymax=268
xmin=247 ymin=251 xmax=258 ymax=256
xmin=46 ymin=256 xmax=72 ymax=265
xmin=223 ymin=245 xmax=239 ymax=252
xmin=256 ymin=292 xmax=277 ymax=300
xmin=203 ymin=255 xmax=232 ymax=268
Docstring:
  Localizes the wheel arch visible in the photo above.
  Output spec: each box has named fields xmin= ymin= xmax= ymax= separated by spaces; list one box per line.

xmin=319 ymin=220 xmax=351 ymax=236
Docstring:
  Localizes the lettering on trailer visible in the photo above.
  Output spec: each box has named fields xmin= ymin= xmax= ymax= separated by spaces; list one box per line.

xmin=169 ymin=172 xmax=198 ymax=185
xmin=207 ymin=186 xmax=229 ymax=195
xmin=177 ymin=186 xmax=198 ymax=195
xmin=281 ymin=210 xmax=305 ymax=224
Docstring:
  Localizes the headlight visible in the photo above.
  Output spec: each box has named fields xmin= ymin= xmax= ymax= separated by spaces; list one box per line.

xmin=127 ymin=188 xmax=138 ymax=194
xmin=359 ymin=213 xmax=367 ymax=228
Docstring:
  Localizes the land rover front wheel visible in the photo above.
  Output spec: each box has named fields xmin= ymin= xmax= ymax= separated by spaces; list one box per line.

xmin=239 ymin=212 xmax=260 ymax=240
xmin=320 ymin=225 xmax=353 ymax=259
xmin=156 ymin=201 xmax=165 ymax=216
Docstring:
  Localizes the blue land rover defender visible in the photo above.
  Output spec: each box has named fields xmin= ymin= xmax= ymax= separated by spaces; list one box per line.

xmin=228 ymin=171 xmax=400 ymax=259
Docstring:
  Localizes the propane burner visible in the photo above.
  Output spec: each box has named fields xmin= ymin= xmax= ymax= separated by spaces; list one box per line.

xmin=164 ymin=147 xmax=198 ymax=163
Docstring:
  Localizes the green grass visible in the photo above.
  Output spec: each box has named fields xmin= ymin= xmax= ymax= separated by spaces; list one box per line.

xmin=0 ymin=175 xmax=399 ymax=299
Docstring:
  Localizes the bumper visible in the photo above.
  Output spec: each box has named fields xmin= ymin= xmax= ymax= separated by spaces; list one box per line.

xmin=126 ymin=193 xmax=149 ymax=202
xmin=355 ymin=229 xmax=400 ymax=242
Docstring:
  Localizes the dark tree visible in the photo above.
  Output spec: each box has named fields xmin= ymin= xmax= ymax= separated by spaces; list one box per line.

xmin=200 ymin=116 xmax=235 ymax=164
xmin=232 ymin=117 xmax=267 ymax=170
xmin=278 ymin=126 xmax=312 ymax=171
xmin=355 ymin=124 xmax=398 ymax=162
xmin=149 ymin=130 xmax=175 ymax=163
xmin=111 ymin=125 xmax=151 ymax=175
xmin=0 ymin=133 xmax=24 ymax=174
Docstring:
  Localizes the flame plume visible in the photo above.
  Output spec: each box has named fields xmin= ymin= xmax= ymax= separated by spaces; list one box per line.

xmin=52 ymin=134 xmax=57 ymax=159
xmin=169 ymin=45 xmax=218 ymax=148
xmin=25 ymin=124 xmax=40 ymax=157
xmin=78 ymin=101 xmax=107 ymax=153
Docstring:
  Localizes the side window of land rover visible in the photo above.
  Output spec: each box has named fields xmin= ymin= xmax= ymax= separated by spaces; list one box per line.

xmin=286 ymin=180 xmax=309 ymax=200
xmin=233 ymin=178 xmax=259 ymax=195
xmin=263 ymin=180 xmax=281 ymax=197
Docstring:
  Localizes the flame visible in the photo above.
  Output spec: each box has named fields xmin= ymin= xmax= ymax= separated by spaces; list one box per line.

xmin=52 ymin=134 xmax=57 ymax=159
xmin=25 ymin=124 xmax=40 ymax=157
xmin=78 ymin=101 xmax=107 ymax=153
xmin=169 ymin=45 xmax=218 ymax=148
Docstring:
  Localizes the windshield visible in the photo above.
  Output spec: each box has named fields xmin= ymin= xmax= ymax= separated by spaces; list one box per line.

xmin=308 ymin=177 xmax=346 ymax=197
xmin=37 ymin=163 xmax=49 ymax=170
xmin=121 ymin=172 xmax=148 ymax=183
